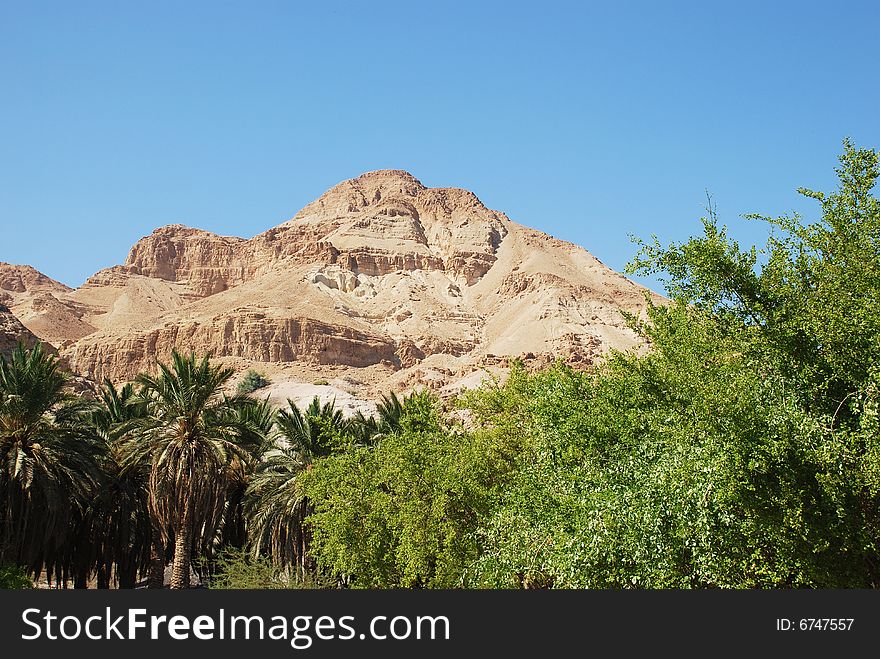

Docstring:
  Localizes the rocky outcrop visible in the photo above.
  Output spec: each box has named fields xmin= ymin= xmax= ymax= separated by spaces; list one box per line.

xmin=112 ymin=172 xmax=510 ymax=297
xmin=0 ymin=265 xmax=82 ymax=349
xmin=122 ymin=225 xmax=252 ymax=297
xmin=336 ymin=248 xmax=445 ymax=277
xmin=13 ymin=293 xmax=95 ymax=345
xmin=291 ymin=171 xmax=509 ymax=284
xmin=0 ymin=304 xmax=43 ymax=358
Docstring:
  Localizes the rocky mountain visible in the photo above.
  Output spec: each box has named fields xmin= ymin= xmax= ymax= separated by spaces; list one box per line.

xmin=2 ymin=170 xmax=663 ymax=404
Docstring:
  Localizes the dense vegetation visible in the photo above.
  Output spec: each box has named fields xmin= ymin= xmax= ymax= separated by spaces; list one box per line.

xmin=0 ymin=142 xmax=877 ymax=588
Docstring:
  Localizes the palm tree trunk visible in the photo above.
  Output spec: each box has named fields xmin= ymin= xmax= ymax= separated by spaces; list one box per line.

xmin=300 ymin=531 xmax=308 ymax=582
xmin=119 ymin=559 xmax=136 ymax=589
xmin=74 ymin=568 xmax=89 ymax=589
xmin=148 ymin=537 xmax=165 ymax=589
xmin=97 ymin=565 xmax=110 ymax=589
xmin=170 ymin=526 xmax=192 ymax=589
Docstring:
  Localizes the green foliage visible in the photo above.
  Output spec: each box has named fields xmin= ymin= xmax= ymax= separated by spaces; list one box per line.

xmin=468 ymin=328 xmax=869 ymax=587
xmin=209 ymin=548 xmax=324 ymax=589
xmin=629 ymin=139 xmax=880 ymax=408
xmin=302 ymin=392 xmax=521 ymax=587
xmin=466 ymin=140 xmax=880 ymax=588
xmin=83 ymin=380 xmax=153 ymax=588
xmin=130 ymin=350 xmax=257 ymax=588
xmin=312 ymin=379 xmax=330 ymax=386
xmin=0 ymin=562 xmax=33 ymax=588
xmin=244 ymin=396 xmax=357 ymax=574
xmin=0 ymin=342 xmax=103 ymax=579
xmin=237 ymin=369 xmax=270 ymax=395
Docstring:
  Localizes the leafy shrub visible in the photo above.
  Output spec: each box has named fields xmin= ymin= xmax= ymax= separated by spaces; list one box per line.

xmin=0 ymin=563 xmax=33 ymax=589
xmin=237 ymin=369 xmax=270 ymax=395
xmin=312 ymin=379 xmax=329 ymax=386
xmin=209 ymin=549 xmax=328 ymax=589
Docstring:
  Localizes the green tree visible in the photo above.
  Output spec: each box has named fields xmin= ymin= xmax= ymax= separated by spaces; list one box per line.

xmin=303 ymin=392 xmax=520 ymax=587
xmin=86 ymin=381 xmax=152 ymax=588
xmin=214 ymin=396 xmax=275 ymax=556
xmin=628 ymin=139 xmax=880 ymax=412
xmin=131 ymin=351 xmax=254 ymax=588
xmin=0 ymin=343 xmax=102 ymax=582
xmin=245 ymin=397 xmax=350 ymax=578
xmin=469 ymin=140 xmax=880 ymax=588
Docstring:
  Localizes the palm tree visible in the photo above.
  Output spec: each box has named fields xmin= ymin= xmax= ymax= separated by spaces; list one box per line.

xmin=245 ymin=441 xmax=310 ymax=578
xmin=211 ymin=396 xmax=275 ymax=562
xmin=278 ymin=397 xmax=349 ymax=458
xmin=87 ymin=381 xmax=152 ymax=588
xmin=0 ymin=342 xmax=102 ymax=582
xmin=131 ymin=350 xmax=253 ymax=589
xmin=348 ymin=392 xmax=412 ymax=445
xmin=245 ymin=396 xmax=349 ymax=577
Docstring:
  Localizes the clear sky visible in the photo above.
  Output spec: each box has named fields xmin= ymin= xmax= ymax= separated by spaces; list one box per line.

xmin=1 ymin=1 xmax=877 ymax=292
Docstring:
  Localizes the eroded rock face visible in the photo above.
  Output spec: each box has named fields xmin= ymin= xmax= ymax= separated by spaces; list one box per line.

xmin=0 ymin=304 xmax=42 ymax=358
xmin=123 ymin=225 xmax=252 ymax=297
xmin=65 ymin=312 xmax=401 ymax=382
xmin=7 ymin=170 xmax=664 ymax=387
xmin=283 ymin=171 xmax=509 ymax=285
xmin=0 ymin=265 xmax=86 ymax=348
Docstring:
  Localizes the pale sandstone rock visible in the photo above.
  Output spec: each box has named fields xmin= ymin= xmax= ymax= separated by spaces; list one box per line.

xmin=0 ymin=304 xmax=44 ymax=358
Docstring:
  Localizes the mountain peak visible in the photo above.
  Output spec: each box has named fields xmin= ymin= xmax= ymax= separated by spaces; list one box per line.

xmin=290 ymin=170 xmax=495 ymax=226
xmin=0 ymin=262 xmax=71 ymax=294
xmin=300 ymin=170 xmax=426 ymax=216
xmin=351 ymin=169 xmax=424 ymax=186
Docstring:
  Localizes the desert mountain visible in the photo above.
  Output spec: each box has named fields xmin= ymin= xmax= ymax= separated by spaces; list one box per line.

xmin=2 ymin=170 xmax=663 ymax=404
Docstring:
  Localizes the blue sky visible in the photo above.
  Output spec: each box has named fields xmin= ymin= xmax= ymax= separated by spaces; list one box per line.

xmin=1 ymin=1 xmax=877 ymax=291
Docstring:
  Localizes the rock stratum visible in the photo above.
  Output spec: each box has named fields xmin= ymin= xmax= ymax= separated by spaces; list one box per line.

xmin=1 ymin=170 xmax=663 ymax=403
